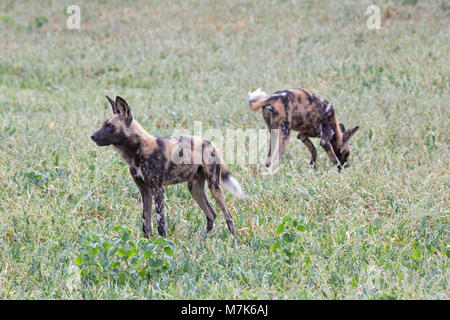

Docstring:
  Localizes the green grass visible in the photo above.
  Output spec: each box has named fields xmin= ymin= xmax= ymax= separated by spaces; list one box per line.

xmin=0 ymin=0 xmax=448 ymax=299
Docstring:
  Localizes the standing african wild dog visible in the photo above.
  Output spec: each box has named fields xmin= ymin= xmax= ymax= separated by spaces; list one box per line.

xmin=90 ymin=96 xmax=244 ymax=238
xmin=248 ymin=88 xmax=359 ymax=170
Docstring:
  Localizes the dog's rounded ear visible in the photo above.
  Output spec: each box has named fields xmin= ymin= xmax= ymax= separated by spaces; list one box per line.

xmin=106 ymin=95 xmax=118 ymax=114
xmin=115 ymin=96 xmax=133 ymax=126
xmin=343 ymin=126 xmax=359 ymax=143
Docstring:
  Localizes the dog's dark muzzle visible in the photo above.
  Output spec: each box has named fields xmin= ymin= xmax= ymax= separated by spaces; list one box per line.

xmin=90 ymin=133 xmax=99 ymax=143
xmin=90 ymin=133 xmax=106 ymax=146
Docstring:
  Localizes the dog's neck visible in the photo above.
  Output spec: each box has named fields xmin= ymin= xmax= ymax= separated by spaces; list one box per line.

xmin=113 ymin=120 xmax=157 ymax=166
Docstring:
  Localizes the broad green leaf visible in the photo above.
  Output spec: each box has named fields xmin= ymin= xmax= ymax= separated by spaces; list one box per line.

xmin=164 ymin=247 xmax=174 ymax=256
xmin=412 ymin=249 xmax=422 ymax=260
xmin=74 ymin=254 xmax=83 ymax=265
xmin=144 ymin=250 xmax=153 ymax=259
xmin=102 ymin=242 xmax=110 ymax=251
xmin=91 ymin=247 xmax=99 ymax=256
xmin=282 ymin=232 xmax=296 ymax=243
xmin=148 ymin=258 xmax=165 ymax=269
xmin=121 ymin=230 xmax=130 ymax=241
xmin=101 ymin=259 xmax=111 ymax=269
xmin=138 ymin=268 xmax=148 ymax=278
xmin=275 ymin=224 xmax=285 ymax=235
xmin=282 ymin=215 xmax=291 ymax=224
xmin=270 ymin=242 xmax=281 ymax=252
xmin=117 ymin=248 xmax=127 ymax=258
xmin=143 ymin=243 xmax=156 ymax=253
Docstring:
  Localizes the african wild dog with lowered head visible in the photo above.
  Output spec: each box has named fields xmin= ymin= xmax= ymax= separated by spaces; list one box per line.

xmin=90 ymin=96 xmax=244 ymax=238
xmin=248 ymin=88 xmax=359 ymax=171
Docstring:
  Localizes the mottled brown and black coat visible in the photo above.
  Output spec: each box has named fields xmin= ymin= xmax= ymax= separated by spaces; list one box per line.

xmin=91 ymin=96 xmax=244 ymax=238
xmin=248 ymin=88 xmax=359 ymax=170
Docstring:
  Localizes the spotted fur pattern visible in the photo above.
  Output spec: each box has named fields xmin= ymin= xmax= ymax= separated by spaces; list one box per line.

xmin=91 ymin=96 xmax=243 ymax=238
xmin=248 ymin=88 xmax=359 ymax=170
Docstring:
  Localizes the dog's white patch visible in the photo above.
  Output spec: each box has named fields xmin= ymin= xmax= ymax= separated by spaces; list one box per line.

xmin=136 ymin=167 xmax=144 ymax=179
xmin=131 ymin=165 xmax=144 ymax=180
xmin=271 ymin=92 xmax=287 ymax=98
xmin=325 ymin=103 xmax=332 ymax=112
xmin=248 ymin=88 xmax=267 ymax=102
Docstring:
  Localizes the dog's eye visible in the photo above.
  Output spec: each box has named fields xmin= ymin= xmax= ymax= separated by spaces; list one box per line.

xmin=106 ymin=123 xmax=114 ymax=132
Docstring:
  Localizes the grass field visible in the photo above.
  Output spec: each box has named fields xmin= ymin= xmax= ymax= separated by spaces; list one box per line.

xmin=0 ymin=0 xmax=448 ymax=299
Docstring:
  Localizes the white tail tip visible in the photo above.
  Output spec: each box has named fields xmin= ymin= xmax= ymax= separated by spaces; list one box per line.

xmin=223 ymin=176 xmax=245 ymax=199
xmin=248 ymin=88 xmax=267 ymax=102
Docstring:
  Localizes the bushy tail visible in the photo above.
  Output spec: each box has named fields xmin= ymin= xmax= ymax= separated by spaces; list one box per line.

xmin=248 ymin=88 xmax=268 ymax=111
xmin=220 ymin=166 xmax=245 ymax=199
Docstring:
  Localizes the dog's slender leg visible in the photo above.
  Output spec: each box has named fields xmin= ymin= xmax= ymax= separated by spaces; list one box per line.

xmin=319 ymin=123 xmax=341 ymax=170
xmin=205 ymin=165 xmax=235 ymax=236
xmin=264 ymin=128 xmax=273 ymax=167
xmin=269 ymin=124 xmax=291 ymax=170
xmin=208 ymin=183 xmax=235 ymax=236
xmin=131 ymin=172 xmax=153 ymax=238
xmin=320 ymin=138 xmax=341 ymax=169
xmin=265 ymin=126 xmax=291 ymax=170
xmin=263 ymin=107 xmax=275 ymax=168
xmin=152 ymin=186 xmax=167 ymax=237
xmin=297 ymin=133 xmax=317 ymax=167
xmin=188 ymin=178 xmax=217 ymax=233
xmin=263 ymin=106 xmax=291 ymax=169
xmin=139 ymin=185 xmax=153 ymax=238
xmin=278 ymin=121 xmax=291 ymax=158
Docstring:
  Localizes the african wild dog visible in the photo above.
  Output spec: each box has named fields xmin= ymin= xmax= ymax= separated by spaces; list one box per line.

xmin=248 ymin=88 xmax=359 ymax=171
xmin=90 ymin=96 xmax=244 ymax=238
